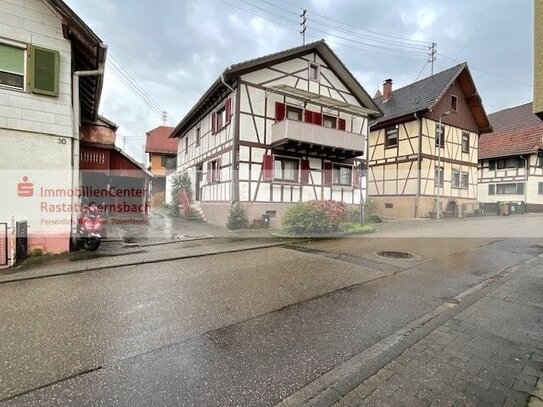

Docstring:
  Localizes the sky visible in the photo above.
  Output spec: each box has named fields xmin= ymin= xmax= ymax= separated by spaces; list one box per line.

xmin=66 ymin=0 xmax=534 ymax=163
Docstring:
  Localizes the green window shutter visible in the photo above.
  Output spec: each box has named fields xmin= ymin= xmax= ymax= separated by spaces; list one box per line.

xmin=27 ymin=44 xmax=59 ymax=97
xmin=488 ymin=160 xmax=496 ymax=171
xmin=517 ymin=183 xmax=524 ymax=195
xmin=488 ymin=184 xmax=495 ymax=195
xmin=517 ymin=157 xmax=525 ymax=168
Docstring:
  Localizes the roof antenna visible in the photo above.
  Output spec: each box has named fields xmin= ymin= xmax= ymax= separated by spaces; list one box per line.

xmin=300 ymin=10 xmax=307 ymax=45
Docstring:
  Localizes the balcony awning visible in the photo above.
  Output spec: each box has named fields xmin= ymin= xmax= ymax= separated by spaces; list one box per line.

xmin=267 ymin=84 xmax=380 ymax=117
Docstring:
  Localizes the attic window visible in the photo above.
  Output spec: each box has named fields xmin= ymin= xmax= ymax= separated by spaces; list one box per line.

xmin=309 ymin=62 xmax=320 ymax=81
xmin=451 ymin=95 xmax=458 ymax=112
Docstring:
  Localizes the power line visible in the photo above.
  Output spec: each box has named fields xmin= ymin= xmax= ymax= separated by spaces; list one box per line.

xmin=414 ymin=60 xmax=429 ymax=82
xmin=222 ymin=0 xmax=429 ymax=60
xmin=437 ymin=52 xmax=533 ymax=88
xmin=455 ymin=0 xmax=501 ymax=59
xmin=106 ymin=55 xmax=176 ymax=125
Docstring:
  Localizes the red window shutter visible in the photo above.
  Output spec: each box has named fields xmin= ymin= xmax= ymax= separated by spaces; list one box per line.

xmin=262 ymin=154 xmax=274 ymax=181
xmin=352 ymin=165 xmax=360 ymax=187
xmin=304 ymin=110 xmax=313 ymax=123
xmin=225 ymin=98 xmax=232 ymax=124
xmin=300 ymin=159 xmax=310 ymax=185
xmin=211 ymin=112 xmax=217 ymax=133
xmin=338 ymin=118 xmax=346 ymax=131
xmin=323 ymin=162 xmax=333 ymax=186
xmin=313 ymin=113 xmax=322 ymax=126
xmin=275 ymin=102 xmax=286 ymax=122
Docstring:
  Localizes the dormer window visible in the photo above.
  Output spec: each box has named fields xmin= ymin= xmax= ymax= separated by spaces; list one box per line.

xmin=451 ymin=95 xmax=458 ymax=112
xmin=309 ymin=62 xmax=320 ymax=81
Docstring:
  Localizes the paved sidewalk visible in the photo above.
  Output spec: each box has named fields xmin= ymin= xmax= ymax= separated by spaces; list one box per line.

xmin=333 ymin=261 xmax=543 ymax=407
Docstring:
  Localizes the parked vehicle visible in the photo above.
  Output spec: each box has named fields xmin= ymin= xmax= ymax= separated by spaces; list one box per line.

xmin=77 ymin=203 xmax=104 ymax=251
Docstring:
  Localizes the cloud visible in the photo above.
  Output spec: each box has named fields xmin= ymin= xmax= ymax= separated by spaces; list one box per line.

xmin=66 ymin=0 xmax=533 ymax=161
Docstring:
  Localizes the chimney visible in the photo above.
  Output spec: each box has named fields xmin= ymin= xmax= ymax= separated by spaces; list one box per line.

xmin=383 ymin=79 xmax=393 ymax=100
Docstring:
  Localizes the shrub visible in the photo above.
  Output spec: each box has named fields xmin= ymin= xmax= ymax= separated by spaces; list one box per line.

xmin=282 ymin=200 xmax=348 ymax=235
xmin=307 ymin=200 xmax=349 ymax=226
xmin=369 ymin=214 xmax=383 ymax=223
xmin=170 ymin=171 xmax=192 ymax=215
xmin=226 ymin=202 xmax=249 ymax=230
xmin=282 ymin=202 xmax=332 ymax=235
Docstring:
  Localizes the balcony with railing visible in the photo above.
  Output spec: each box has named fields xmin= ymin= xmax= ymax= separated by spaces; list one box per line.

xmin=270 ymin=119 xmax=365 ymax=160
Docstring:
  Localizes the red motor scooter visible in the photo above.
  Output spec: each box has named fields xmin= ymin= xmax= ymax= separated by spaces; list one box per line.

xmin=77 ymin=203 xmax=105 ymax=251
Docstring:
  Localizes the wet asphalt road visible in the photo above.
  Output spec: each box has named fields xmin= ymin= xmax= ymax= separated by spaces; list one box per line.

xmin=1 ymin=218 xmax=543 ymax=406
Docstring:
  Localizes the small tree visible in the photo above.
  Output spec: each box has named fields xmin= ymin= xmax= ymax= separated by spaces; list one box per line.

xmin=226 ymin=202 xmax=249 ymax=230
xmin=170 ymin=171 xmax=192 ymax=216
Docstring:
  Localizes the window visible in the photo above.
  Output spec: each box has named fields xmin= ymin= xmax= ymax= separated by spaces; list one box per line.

xmin=185 ymin=136 xmax=189 ymax=154
xmin=539 ymin=182 xmax=543 ymax=195
xmin=385 ymin=203 xmax=394 ymax=209
xmin=274 ymin=157 xmax=298 ymax=181
xmin=216 ymin=106 xmax=226 ymax=130
xmin=333 ymin=165 xmax=352 ymax=186
xmin=451 ymin=95 xmax=458 ymax=112
xmin=309 ymin=62 xmax=320 ymax=81
xmin=461 ymin=172 xmax=469 ymax=189
xmin=488 ymin=184 xmax=495 ymax=195
xmin=161 ymin=155 xmax=177 ymax=169
xmin=435 ymin=124 xmax=445 ymax=148
xmin=497 ymin=157 xmax=523 ymax=169
xmin=286 ymin=106 xmax=302 ymax=121
xmin=452 ymin=170 xmax=460 ymax=188
xmin=435 ymin=166 xmax=444 ymax=187
xmin=196 ymin=127 xmax=200 ymax=147
xmin=385 ymin=126 xmax=398 ymax=148
xmin=323 ymin=115 xmax=337 ymax=129
xmin=496 ymin=183 xmax=524 ymax=195
xmin=210 ymin=160 xmax=220 ymax=183
xmin=0 ymin=42 xmax=25 ymax=89
xmin=489 ymin=160 xmax=496 ymax=171
xmin=462 ymin=132 xmax=470 ymax=153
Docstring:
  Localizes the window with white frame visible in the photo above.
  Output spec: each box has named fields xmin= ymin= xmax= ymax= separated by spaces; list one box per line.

xmin=333 ymin=165 xmax=352 ymax=186
xmin=462 ymin=132 xmax=470 ymax=153
xmin=216 ymin=106 xmax=226 ymax=130
xmin=286 ymin=106 xmax=302 ymax=121
xmin=274 ymin=157 xmax=298 ymax=182
xmin=0 ymin=42 xmax=25 ymax=89
xmin=496 ymin=183 xmax=524 ymax=195
xmin=323 ymin=115 xmax=337 ymax=129
xmin=435 ymin=124 xmax=445 ymax=148
xmin=385 ymin=126 xmax=399 ymax=148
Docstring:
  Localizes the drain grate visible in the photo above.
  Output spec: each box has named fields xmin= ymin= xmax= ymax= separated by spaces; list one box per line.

xmin=376 ymin=250 xmax=414 ymax=259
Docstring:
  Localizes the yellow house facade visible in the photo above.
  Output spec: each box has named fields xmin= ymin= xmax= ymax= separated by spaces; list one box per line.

xmin=368 ymin=64 xmax=492 ymax=218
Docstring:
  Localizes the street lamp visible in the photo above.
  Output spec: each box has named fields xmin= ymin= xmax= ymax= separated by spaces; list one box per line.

xmin=436 ymin=110 xmax=454 ymax=220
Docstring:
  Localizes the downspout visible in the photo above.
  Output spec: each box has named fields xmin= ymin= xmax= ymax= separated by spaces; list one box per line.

xmin=415 ymin=112 xmax=422 ymax=218
xmin=223 ymin=73 xmax=240 ymax=202
xmin=71 ymin=67 xmax=104 ymax=247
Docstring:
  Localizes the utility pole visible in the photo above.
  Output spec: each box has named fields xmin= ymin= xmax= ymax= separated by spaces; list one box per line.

xmin=300 ymin=9 xmax=307 ymax=45
xmin=429 ymin=43 xmax=437 ymax=76
xmin=162 ymin=111 xmax=168 ymax=126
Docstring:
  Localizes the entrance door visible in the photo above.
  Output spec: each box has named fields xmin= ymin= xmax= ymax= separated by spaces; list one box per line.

xmin=195 ymin=163 xmax=203 ymax=201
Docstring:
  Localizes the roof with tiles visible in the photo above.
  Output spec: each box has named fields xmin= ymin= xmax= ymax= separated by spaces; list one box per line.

xmin=145 ymin=126 xmax=177 ymax=154
xmin=479 ymin=102 xmax=543 ymax=159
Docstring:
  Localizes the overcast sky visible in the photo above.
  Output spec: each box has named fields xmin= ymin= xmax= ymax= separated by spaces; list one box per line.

xmin=66 ymin=0 xmax=534 ymax=162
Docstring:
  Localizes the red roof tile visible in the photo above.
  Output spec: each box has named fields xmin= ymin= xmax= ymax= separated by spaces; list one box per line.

xmin=145 ymin=126 xmax=177 ymax=154
xmin=479 ymin=124 xmax=543 ymax=159
xmin=480 ymin=103 xmax=543 ymax=159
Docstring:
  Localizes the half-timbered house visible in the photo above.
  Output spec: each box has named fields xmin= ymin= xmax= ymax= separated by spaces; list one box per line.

xmin=479 ymin=102 xmax=543 ymax=212
xmin=368 ymin=63 xmax=492 ymax=218
xmin=171 ymin=40 xmax=381 ymax=226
